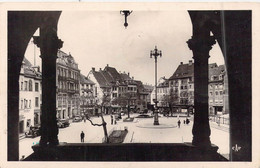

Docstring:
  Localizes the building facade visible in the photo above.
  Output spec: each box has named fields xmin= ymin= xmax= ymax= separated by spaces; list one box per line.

xmin=150 ymin=77 xmax=170 ymax=109
xmin=19 ymin=58 xmax=42 ymax=134
xmin=56 ymin=50 xmax=81 ymax=119
xmin=79 ymin=73 xmax=96 ymax=116
xmin=159 ymin=60 xmax=228 ymax=115
xmin=208 ymin=64 xmax=228 ymax=115
xmin=88 ymin=65 xmax=149 ymax=114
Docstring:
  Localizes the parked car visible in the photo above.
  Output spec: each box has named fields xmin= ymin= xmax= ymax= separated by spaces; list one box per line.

xmin=57 ymin=119 xmax=70 ymax=128
xmin=25 ymin=126 xmax=41 ymax=138
xmin=73 ymin=115 xmax=82 ymax=122
xmin=135 ymin=114 xmax=153 ymax=118
xmin=115 ymin=113 xmax=122 ymax=120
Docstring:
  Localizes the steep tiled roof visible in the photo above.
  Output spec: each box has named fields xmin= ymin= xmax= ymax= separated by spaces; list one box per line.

xmin=22 ymin=57 xmax=42 ymax=78
xmin=80 ymin=74 xmax=95 ymax=85
xmin=209 ymin=64 xmax=225 ymax=82
xmin=102 ymin=70 xmax=114 ymax=83
xmin=218 ymin=65 xmax=225 ymax=72
xmin=135 ymin=80 xmax=149 ymax=94
xmin=92 ymin=70 xmax=111 ymax=88
xmin=23 ymin=57 xmax=32 ymax=67
xmin=24 ymin=67 xmax=36 ymax=77
xmin=120 ymin=73 xmax=132 ymax=81
xmin=169 ymin=63 xmax=194 ymax=80
xmin=104 ymin=66 xmax=122 ymax=82
xmin=91 ymin=65 xmax=140 ymax=88
xmin=169 ymin=62 xmax=225 ymax=81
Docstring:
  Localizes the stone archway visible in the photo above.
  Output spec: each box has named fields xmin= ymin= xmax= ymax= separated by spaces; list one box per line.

xmin=8 ymin=11 xmax=62 ymax=160
xmin=8 ymin=10 xmax=251 ymax=161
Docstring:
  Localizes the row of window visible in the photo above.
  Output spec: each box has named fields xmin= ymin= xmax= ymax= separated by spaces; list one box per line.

xmin=157 ymin=88 xmax=168 ymax=94
xmin=20 ymin=80 xmax=40 ymax=92
xmin=209 ymin=91 xmax=223 ymax=96
xmin=169 ymin=78 xmax=193 ymax=87
xmin=58 ymin=81 xmax=79 ymax=91
xmin=112 ymin=86 xmax=137 ymax=92
xmin=209 ymin=84 xmax=223 ymax=90
xmin=180 ymin=84 xmax=193 ymax=90
xmin=210 ymin=74 xmax=224 ymax=81
xmin=209 ymin=100 xmax=223 ymax=104
xmin=20 ymin=97 xmax=39 ymax=109
xmin=112 ymin=92 xmax=137 ymax=98
xmin=81 ymin=84 xmax=93 ymax=90
xmin=57 ymin=67 xmax=80 ymax=81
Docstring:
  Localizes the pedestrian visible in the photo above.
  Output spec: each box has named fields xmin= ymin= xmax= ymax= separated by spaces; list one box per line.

xmin=186 ymin=118 xmax=190 ymax=125
xmin=183 ymin=120 xmax=186 ymax=124
xmin=80 ymin=131 xmax=85 ymax=142
xmin=113 ymin=114 xmax=116 ymax=125
xmin=111 ymin=114 xmax=113 ymax=125
xmin=84 ymin=117 xmax=86 ymax=123
xmin=178 ymin=120 xmax=181 ymax=128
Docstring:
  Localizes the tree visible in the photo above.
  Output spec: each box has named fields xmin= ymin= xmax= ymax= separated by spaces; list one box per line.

xmin=85 ymin=91 xmax=111 ymax=143
xmin=161 ymin=87 xmax=179 ymax=116
xmin=111 ymin=92 xmax=134 ymax=118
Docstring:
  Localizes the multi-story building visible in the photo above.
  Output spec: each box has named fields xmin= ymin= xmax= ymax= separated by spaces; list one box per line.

xmin=88 ymin=65 xmax=148 ymax=114
xmin=143 ymin=84 xmax=153 ymax=106
xmin=135 ymin=80 xmax=151 ymax=111
xmin=88 ymin=67 xmax=113 ymax=114
xmin=19 ymin=58 xmax=42 ymax=134
xmin=161 ymin=60 xmax=228 ymax=115
xmin=56 ymin=50 xmax=81 ymax=119
xmin=79 ymin=73 xmax=96 ymax=116
xmin=150 ymin=77 xmax=170 ymax=109
xmin=168 ymin=60 xmax=194 ymax=113
xmin=208 ymin=63 xmax=228 ymax=115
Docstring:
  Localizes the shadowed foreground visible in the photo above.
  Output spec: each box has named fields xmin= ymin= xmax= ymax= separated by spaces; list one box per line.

xmin=24 ymin=143 xmax=228 ymax=161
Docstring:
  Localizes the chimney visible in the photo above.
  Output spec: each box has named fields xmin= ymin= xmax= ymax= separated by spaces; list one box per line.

xmin=132 ymin=76 xmax=134 ymax=80
xmin=180 ymin=62 xmax=183 ymax=65
xmin=107 ymin=64 xmax=109 ymax=67
xmin=99 ymin=68 xmax=102 ymax=71
xmin=92 ymin=67 xmax=95 ymax=71
xmin=189 ymin=60 xmax=192 ymax=65
xmin=128 ymin=72 xmax=130 ymax=76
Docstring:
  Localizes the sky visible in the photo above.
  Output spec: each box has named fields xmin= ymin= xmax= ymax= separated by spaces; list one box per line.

xmin=25 ymin=10 xmax=224 ymax=85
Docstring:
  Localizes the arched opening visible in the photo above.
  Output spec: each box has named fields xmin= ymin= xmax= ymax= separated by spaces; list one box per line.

xmin=9 ymin=9 xmax=251 ymax=161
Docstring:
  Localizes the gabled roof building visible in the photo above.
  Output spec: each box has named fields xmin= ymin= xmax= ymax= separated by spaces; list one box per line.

xmin=88 ymin=65 xmax=151 ymax=114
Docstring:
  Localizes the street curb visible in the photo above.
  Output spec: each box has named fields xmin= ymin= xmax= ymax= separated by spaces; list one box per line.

xmin=19 ymin=134 xmax=26 ymax=140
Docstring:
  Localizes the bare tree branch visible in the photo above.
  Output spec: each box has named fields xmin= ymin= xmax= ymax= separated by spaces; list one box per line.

xmin=86 ymin=117 xmax=103 ymax=126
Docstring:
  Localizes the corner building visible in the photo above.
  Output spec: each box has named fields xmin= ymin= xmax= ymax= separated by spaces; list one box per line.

xmin=56 ymin=50 xmax=80 ymax=119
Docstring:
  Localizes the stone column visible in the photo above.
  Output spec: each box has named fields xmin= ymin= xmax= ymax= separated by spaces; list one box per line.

xmin=34 ymin=17 xmax=63 ymax=146
xmin=187 ymin=35 xmax=216 ymax=148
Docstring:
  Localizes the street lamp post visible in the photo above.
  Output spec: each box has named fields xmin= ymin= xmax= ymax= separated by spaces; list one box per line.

xmin=120 ymin=10 xmax=133 ymax=29
xmin=150 ymin=46 xmax=162 ymax=125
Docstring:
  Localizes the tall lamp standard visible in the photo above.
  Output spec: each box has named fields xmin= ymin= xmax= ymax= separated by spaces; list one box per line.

xmin=150 ymin=46 xmax=162 ymax=125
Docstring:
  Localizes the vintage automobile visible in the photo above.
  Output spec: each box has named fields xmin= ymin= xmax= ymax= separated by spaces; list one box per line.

xmin=73 ymin=115 xmax=82 ymax=122
xmin=57 ymin=119 xmax=70 ymax=128
xmin=135 ymin=114 xmax=153 ymax=118
xmin=25 ymin=126 xmax=41 ymax=138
